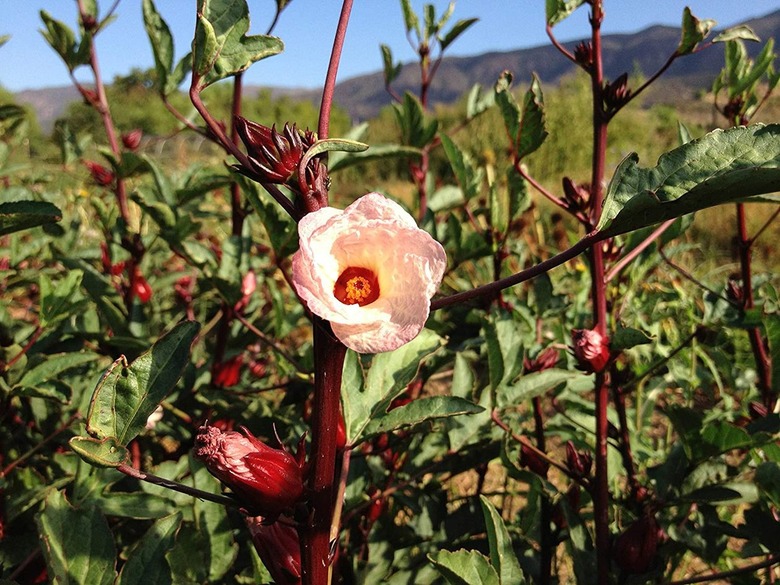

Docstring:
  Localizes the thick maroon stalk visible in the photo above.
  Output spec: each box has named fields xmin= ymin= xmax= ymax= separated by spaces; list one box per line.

xmin=532 ymin=397 xmax=552 ymax=585
xmin=300 ymin=322 xmax=347 ymax=585
xmin=318 ymin=0 xmax=354 ymax=141
xmin=736 ymin=203 xmax=774 ymax=408
xmin=588 ymin=3 xmax=611 ymax=583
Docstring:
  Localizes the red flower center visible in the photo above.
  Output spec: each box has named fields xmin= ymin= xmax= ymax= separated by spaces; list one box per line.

xmin=334 ymin=267 xmax=380 ymax=306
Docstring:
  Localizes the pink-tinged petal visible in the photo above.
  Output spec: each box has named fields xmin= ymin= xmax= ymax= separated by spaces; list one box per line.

xmin=291 ymin=193 xmax=447 ymax=353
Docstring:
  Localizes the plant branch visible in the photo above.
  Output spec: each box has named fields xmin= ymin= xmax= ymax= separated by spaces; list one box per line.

xmin=513 ymin=161 xmax=588 ymax=225
xmin=116 ymin=463 xmax=243 ymax=509
xmin=604 ymin=219 xmax=675 ymax=283
xmin=318 ymin=0 xmax=354 ymax=141
xmin=658 ymin=247 xmax=737 ymax=308
xmin=431 ymin=231 xmax=606 ymax=310
xmin=668 ymin=554 xmax=780 ymax=585
xmin=300 ymin=321 xmax=347 ymax=585
xmin=546 ymin=24 xmax=577 ymax=64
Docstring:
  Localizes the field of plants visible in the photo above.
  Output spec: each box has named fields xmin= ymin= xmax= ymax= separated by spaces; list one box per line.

xmin=1 ymin=1 xmax=779 ymax=584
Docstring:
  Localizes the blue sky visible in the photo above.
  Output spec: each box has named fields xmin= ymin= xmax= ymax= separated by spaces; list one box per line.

xmin=1 ymin=1 xmax=778 ymax=92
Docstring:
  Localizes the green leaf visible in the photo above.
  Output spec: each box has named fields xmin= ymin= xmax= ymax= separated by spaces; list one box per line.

xmin=327 ymin=144 xmax=422 ymax=173
xmin=364 ymin=396 xmax=483 ymax=437
xmin=597 ymin=124 xmax=780 ymax=236
xmin=118 ymin=512 xmax=182 ymax=585
xmin=393 ymin=92 xmax=439 ymax=148
xmin=440 ymin=132 xmax=483 ymax=201
xmin=440 ymin=18 xmax=478 ymax=51
xmin=298 ymin=138 xmax=369 ymax=174
xmin=39 ymin=269 xmax=83 ymax=327
xmin=494 ymin=72 xmax=547 ymax=159
xmin=611 ymin=326 xmax=653 ymax=351
xmin=36 ymin=490 xmax=117 ymax=585
xmin=677 ymin=8 xmax=716 ymax=55
xmin=39 ymin=11 xmax=87 ymax=71
xmin=516 ymin=75 xmax=547 ymax=159
xmin=16 ymin=351 xmax=101 ymax=390
xmin=190 ymin=456 xmax=239 ymax=580
xmin=429 ymin=549 xmax=500 ymax=585
xmin=480 ymin=496 xmax=525 ymax=584
xmin=712 ymin=25 xmax=760 ymax=44
xmin=400 ymin=0 xmax=420 ymax=36
xmin=85 ymin=321 xmax=200 ymax=445
xmin=466 ymin=83 xmax=495 ymax=120
xmin=69 ymin=436 xmax=131 ymax=468
xmin=497 ymin=369 xmax=583 ymax=408
xmin=380 ymin=44 xmax=401 ymax=86
xmin=0 ymin=34 xmax=9 ymax=49
xmin=0 ymin=200 xmax=62 ymax=236
xmin=545 ymin=0 xmax=585 ymax=26
xmin=192 ymin=0 xmax=284 ymax=88
xmin=342 ymin=329 xmax=443 ymax=444
xmin=483 ymin=312 xmax=524 ymax=392
xmin=142 ymin=0 xmax=175 ymax=94
xmin=755 ymin=462 xmax=780 ymax=508
xmin=764 ymin=313 xmax=780 ymax=393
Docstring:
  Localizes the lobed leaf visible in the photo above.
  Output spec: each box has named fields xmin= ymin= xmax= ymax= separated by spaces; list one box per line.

xmin=0 ymin=200 xmax=62 ymax=236
xmin=545 ymin=0 xmax=586 ymax=27
xmin=85 ymin=321 xmax=200 ymax=445
xmin=342 ymin=329 xmax=443 ymax=444
xmin=35 ymin=490 xmax=117 ymax=584
xmin=677 ymin=8 xmax=716 ymax=55
xmin=118 ymin=512 xmax=182 ymax=585
xmin=429 ymin=549 xmax=500 ymax=585
xmin=363 ymin=396 xmax=483 ymax=437
xmin=480 ymin=496 xmax=526 ymax=584
xmin=193 ymin=0 xmax=284 ymax=87
xmin=597 ymin=124 xmax=780 ymax=236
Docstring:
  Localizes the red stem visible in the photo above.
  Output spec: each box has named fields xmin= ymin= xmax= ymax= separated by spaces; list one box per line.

xmin=736 ymin=203 xmax=774 ymax=407
xmin=318 ymin=0 xmax=354 ymax=141
xmin=430 ymin=231 xmax=606 ymax=310
xmin=588 ymin=3 xmax=612 ymax=583
xmin=300 ymin=321 xmax=348 ymax=585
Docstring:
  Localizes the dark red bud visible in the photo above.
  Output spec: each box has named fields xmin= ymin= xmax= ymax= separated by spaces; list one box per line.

xmin=748 ymin=401 xmax=768 ymax=419
xmin=195 ymin=425 xmax=305 ymax=518
xmin=245 ymin=516 xmax=302 ymax=585
xmin=174 ymin=275 xmax=196 ymax=304
xmin=520 ymin=442 xmax=549 ymax=477
xmin=336 ymin=414 xmax=347 ymax=450
xmin=365 ymin=488 xmax=387 ymax=524
xmin=85 ymin=161 xmax=115 ymax=187
xmin=212 ymin=355 xmax=244 ymax=388
xmin=235 ymin=116 xmax=315 ymax=185
xmin=524 ymin=347 xmax=560 ymax=373
xmin=574 ymin=41 xmax=594 ymax=70
xmin=131 ymin=268 xmax=152 ymax=303
xmin=571 ymin=328 xmax=611 ymax=373
xmin=122 ymin=129 xmax=143 ymax=150
xmin=565 ymin=440 xmax=592 ymax=478
xmin=614 ymin=515 xmax=660 ymax=574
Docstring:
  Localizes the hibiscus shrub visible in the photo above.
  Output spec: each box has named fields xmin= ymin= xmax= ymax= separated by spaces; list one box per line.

xmin=1 ymin=1 xmax=779 ymax=584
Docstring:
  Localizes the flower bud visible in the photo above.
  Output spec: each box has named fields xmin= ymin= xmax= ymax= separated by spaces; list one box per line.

xmin=524 ymin=347 xmax=560 ymax=373
xmin=574 ymin=41 xmax=593 ymax=70
xmin=565 ymin=440 xmax=592 ymax=478
xmin=562 ymin=177 xmax=591 ymax=213
xmin=613 ymin=514 xmax=660 ymax=574
xmin=131 ymin=268 xmax=152 ymax=303
xmin=603 ymin=73 xmax=631 ymax=112
xmin=85 ymin=161 xmax=115 ymax=187
xmin=519 ymin=442 xmax=549 ymax=477
xmin=212 ymin=354 xmax=244 ymax=388
xmin=571 ymin=328 xmax=610 ymax=373
xmin=235 ymin=116 xmax=315 ymax=184
xmin=245 ymin=515 xmax=302 ymax=585
xmin=174 ymin=275 xmax=196 ymax=304
xmin=195 ymin=425 xmax=305 ymax=518
xmin=122 ymin=129 xmax=143 ymax=151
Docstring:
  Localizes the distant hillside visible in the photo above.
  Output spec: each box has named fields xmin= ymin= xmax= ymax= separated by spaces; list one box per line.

xmin=13 ymin=9 xmax=780 ymax=131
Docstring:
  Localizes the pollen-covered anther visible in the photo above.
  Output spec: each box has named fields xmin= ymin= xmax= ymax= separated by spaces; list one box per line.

xmin=334 ymin=267 xmax=380 ymax=306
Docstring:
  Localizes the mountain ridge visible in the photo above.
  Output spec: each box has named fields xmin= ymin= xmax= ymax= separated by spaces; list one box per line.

xmin=12 ymin=9 xmax=780 ymax=131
